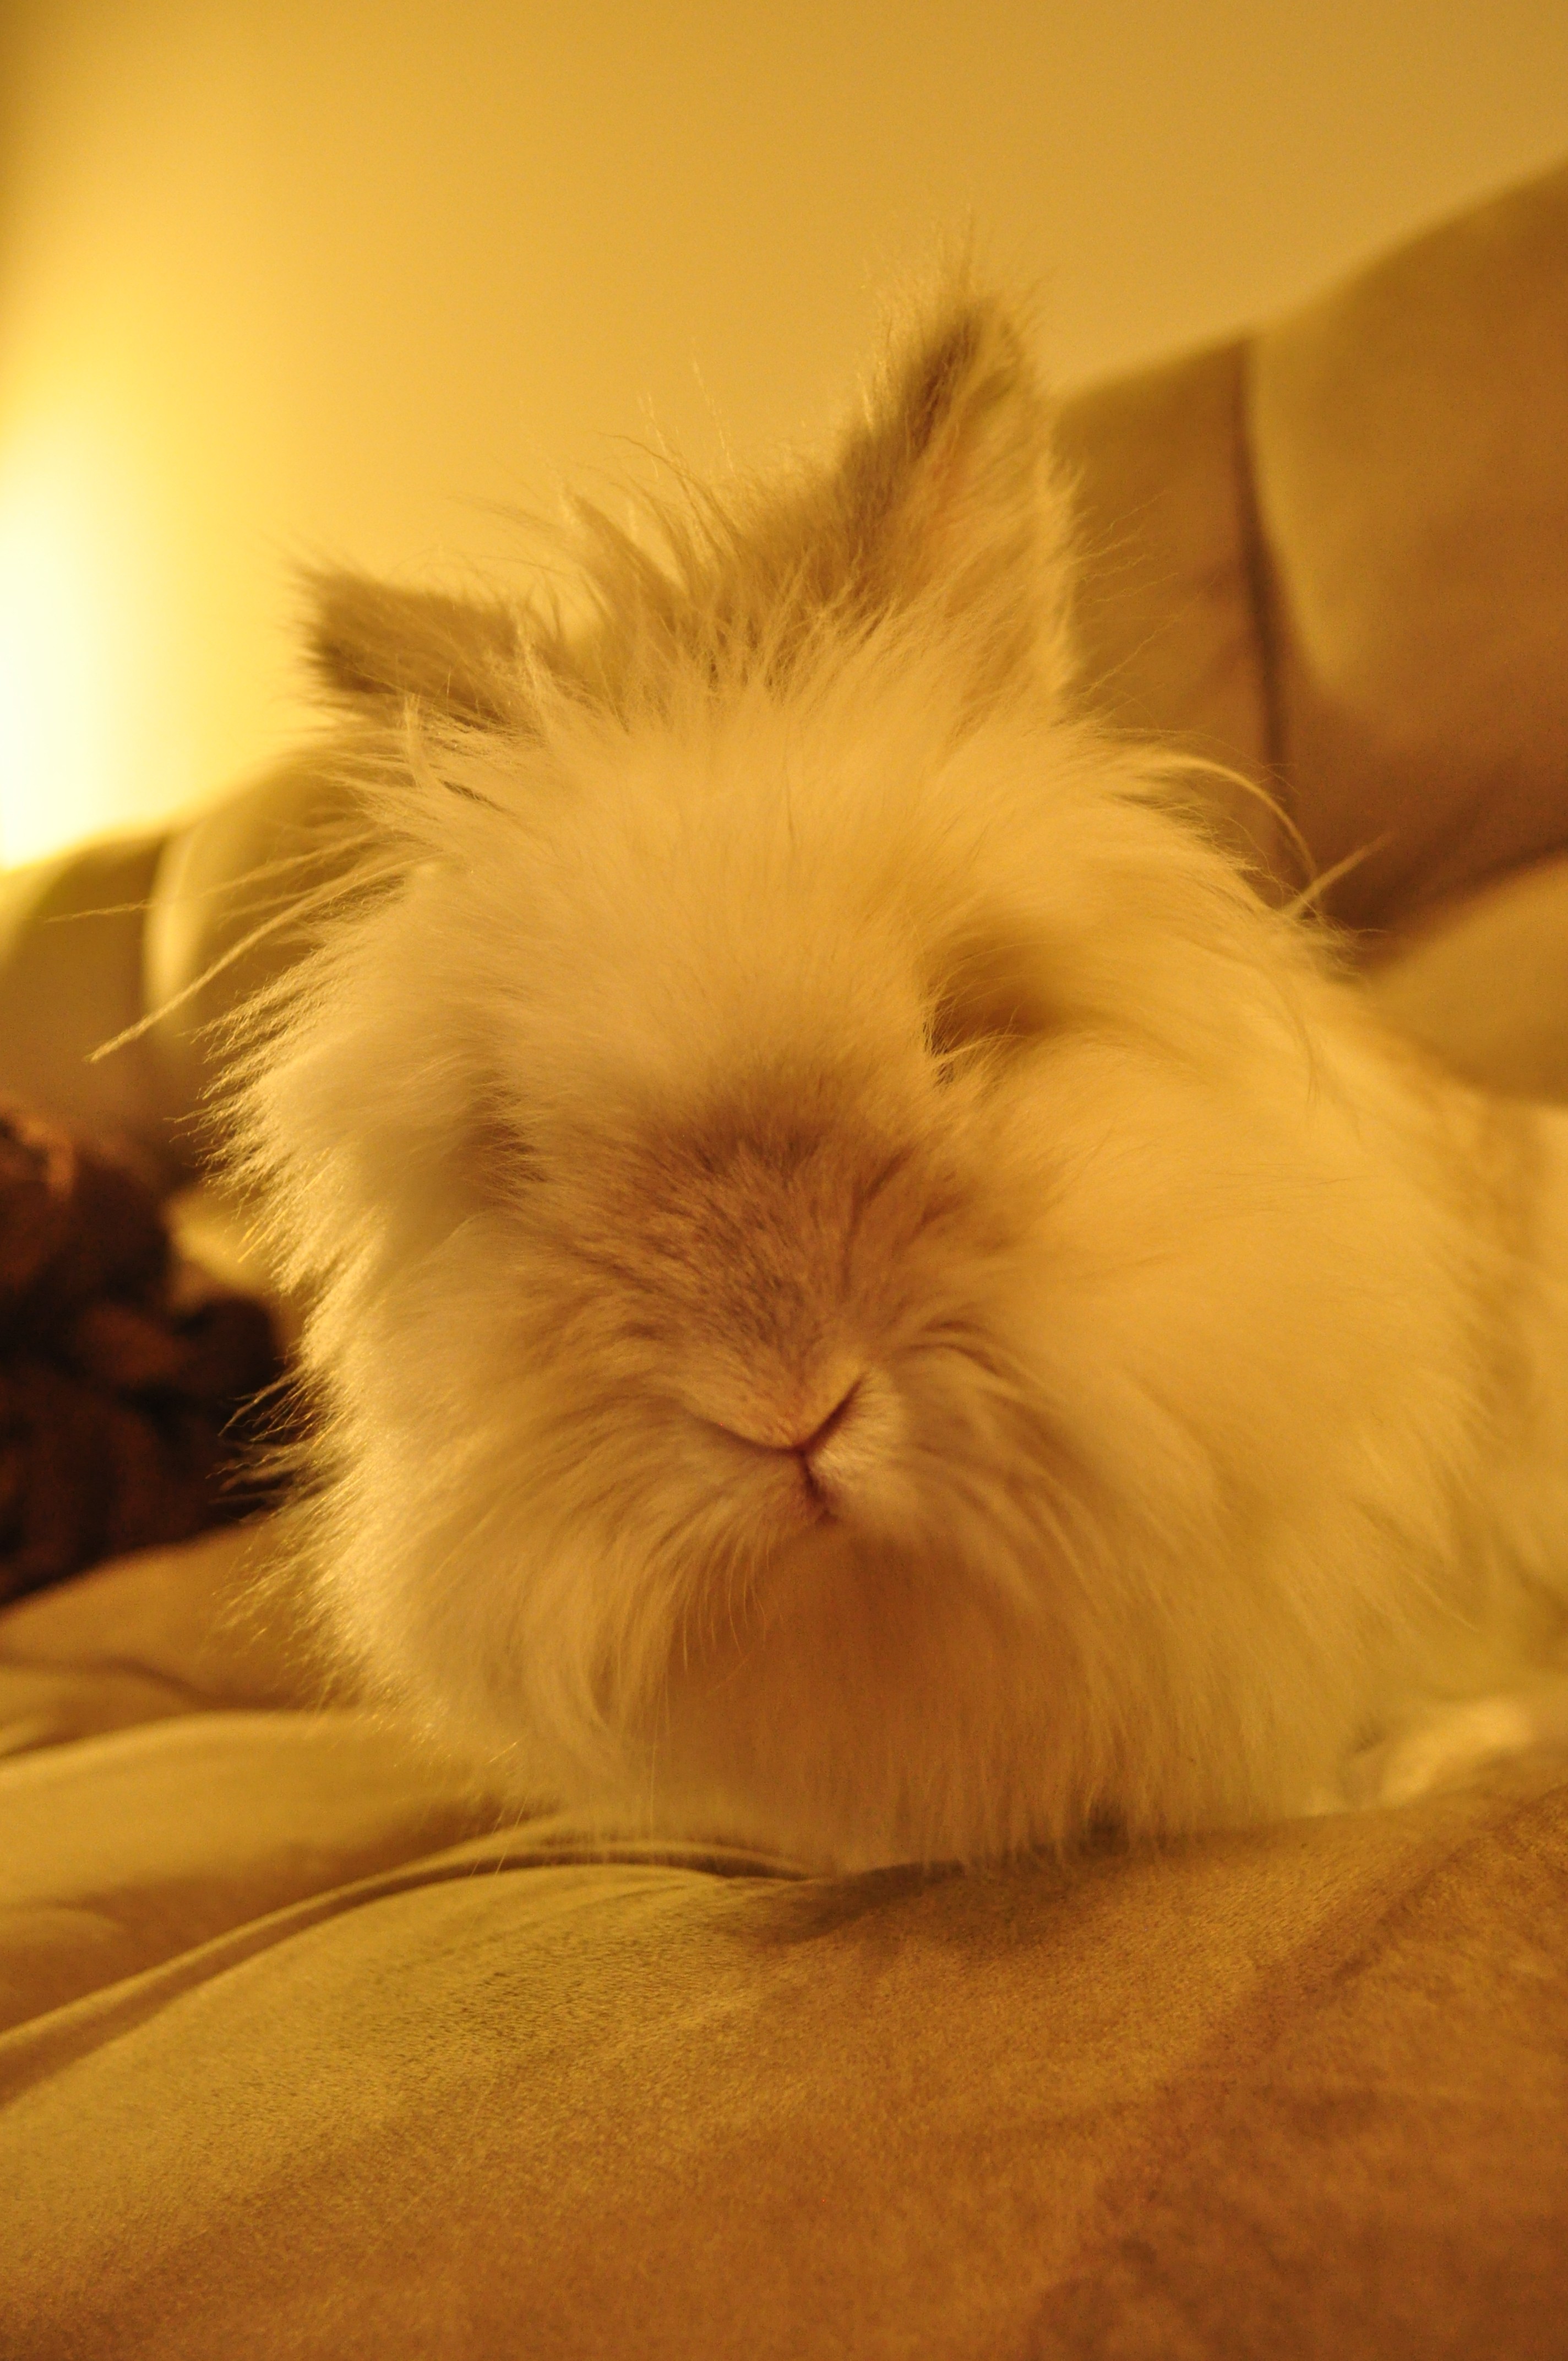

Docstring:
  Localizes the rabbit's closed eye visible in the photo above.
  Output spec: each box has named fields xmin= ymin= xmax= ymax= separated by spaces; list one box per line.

xmin=925 ymin=926 xmax=1058 ymax=1068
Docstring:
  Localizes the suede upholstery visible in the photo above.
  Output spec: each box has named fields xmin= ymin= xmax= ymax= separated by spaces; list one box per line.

xmin=2 ymin=164 xmax=1567 ymax=2358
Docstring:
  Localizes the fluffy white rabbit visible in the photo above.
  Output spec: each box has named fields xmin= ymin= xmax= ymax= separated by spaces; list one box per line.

xmin=241 ymin=293 xmax=1568 ymax=1868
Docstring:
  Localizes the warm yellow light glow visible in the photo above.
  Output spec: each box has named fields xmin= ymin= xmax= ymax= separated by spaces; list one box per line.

xmin=0 ymin=411 xmax=123 ymax=863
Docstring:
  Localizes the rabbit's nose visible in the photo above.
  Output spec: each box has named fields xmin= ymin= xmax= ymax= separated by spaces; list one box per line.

xmin=792 ymin=1381 xmax=861 ymax=1462
xmin=702 ymin=1363 xmax=866 ymax=1461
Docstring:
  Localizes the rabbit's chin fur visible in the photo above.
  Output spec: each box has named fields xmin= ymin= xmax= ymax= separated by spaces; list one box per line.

xmin=241 ymin=293 xmax=1568 ymax=1871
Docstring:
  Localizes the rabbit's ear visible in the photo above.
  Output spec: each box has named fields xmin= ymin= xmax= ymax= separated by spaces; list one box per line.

xmin=306 ymin=570 xmax=530 ymax=725
xmin=826 ymin=292 xmax=1066 ymax=692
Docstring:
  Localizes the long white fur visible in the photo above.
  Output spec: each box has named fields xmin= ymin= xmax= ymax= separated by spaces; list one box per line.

xmin=239 ymin=292 xmax=1568 ymax=1868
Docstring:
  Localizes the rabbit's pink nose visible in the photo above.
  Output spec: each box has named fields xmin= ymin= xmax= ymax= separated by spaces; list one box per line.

xmin=705 ymin=1368 xmax=866 ymax=1461
xmin=792 ymin=1383 xmax=861 ymax=1462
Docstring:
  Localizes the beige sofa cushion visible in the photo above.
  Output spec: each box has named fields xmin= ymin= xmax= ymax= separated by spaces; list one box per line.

xmin=1062 ymin=156 xmax=1568 ymax=936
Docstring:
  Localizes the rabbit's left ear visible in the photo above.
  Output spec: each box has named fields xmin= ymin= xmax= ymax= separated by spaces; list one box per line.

xmin=306 ymin=571 xmax=530 ymax=725
xmin=824 ymin=292 xmax=1067 ymax=695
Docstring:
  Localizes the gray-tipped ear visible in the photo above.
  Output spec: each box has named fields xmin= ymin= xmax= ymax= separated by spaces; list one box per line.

xmin=306 ymin=570 xmax=527 ymax=725
xmin=834 ymin=292 xmax=1064 ymax=682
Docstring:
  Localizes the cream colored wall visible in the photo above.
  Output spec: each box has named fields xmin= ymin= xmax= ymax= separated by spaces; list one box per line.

xmin=1 ymin=0 xmax=1565 ymax=862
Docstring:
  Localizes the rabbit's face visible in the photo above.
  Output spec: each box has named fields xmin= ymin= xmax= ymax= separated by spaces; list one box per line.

xmin=282 ymin=660 xmax=1351 ymax=1868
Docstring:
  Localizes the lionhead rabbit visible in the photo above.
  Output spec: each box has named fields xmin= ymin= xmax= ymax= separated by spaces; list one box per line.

xmin=243 ymin=293 xmax=1568 ymax=1868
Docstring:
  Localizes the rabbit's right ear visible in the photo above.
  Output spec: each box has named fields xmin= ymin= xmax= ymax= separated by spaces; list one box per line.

xmin=818 ymin=292 xmax=1067 ymax=701
xmin=307 ymin=570 xmax=529 ymax=726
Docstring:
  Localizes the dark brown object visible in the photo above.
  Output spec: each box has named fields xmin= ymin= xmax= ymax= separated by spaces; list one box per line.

xmin=0 ymin=1096 xmax=285 ymax=1601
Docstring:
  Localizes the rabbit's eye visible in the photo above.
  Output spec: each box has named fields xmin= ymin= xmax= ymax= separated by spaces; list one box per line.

xmin=925 ymin=929 xmax=1053 ymax=1071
